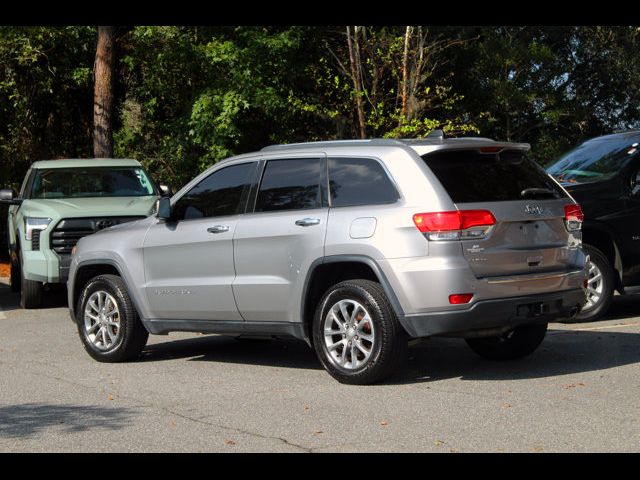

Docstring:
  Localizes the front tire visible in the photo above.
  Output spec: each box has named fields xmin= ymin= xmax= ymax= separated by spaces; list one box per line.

xmin=573 ymin=244 xmax=614 ymax=322
xmin=76 ymin=274 xmax=148 ymax=362
xmin=10 ymin=254 xmax=21 ymax=293
xmin=312 ymin=279 xmax=407 ymax=385
xmin=19 ymin=253 xmax=42 ymax=308
xmin=465 ymin=323 xmax=548 ymax=361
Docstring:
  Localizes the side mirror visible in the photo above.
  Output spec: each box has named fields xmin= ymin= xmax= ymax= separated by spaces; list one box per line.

xmin=0 ymin=189 xmax=21 ymax=205
xmin=159 ymin=184 xmax=172 ymax=197
xmin=157 ymin=197 xmax=172 ymax=220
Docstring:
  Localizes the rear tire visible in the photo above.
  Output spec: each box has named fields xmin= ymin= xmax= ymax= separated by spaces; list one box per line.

xmin=465 ymin=323 xmax=548 ymax=361
xmin=573 ymin=244 xmax=614 ymax=322
xmin=19 ymin=254 xmax=42 ymax=309
xmin=76 ymin=274 xmax=148 ymax=362
xmin=312 ymin=279 xmax=407 ymax=385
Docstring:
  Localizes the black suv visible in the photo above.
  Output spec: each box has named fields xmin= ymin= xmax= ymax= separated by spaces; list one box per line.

xmin=547 ymin=130 xmax=640 ymax=321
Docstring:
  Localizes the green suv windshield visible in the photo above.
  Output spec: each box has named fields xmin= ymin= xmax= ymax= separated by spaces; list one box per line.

xmin=546 ymin=138 xmax=640 ymax=184
xmin=30 ymin=167 xmax=156 ymax=199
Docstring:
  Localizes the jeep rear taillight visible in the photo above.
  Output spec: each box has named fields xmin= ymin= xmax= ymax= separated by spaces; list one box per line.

xmin=564 ymin=204 xmax=584 ymax=231
xmin=413 ymin=210 xmax=496 ymax=241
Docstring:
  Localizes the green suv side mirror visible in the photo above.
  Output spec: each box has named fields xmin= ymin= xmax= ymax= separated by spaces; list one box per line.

xmin=157 ymin=197 xmax=172 ymax=220
xmin=0 ymin=188 xmax=22 ymax=205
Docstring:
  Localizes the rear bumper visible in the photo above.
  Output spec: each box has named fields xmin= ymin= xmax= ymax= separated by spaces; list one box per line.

xmin=399 ymin=288 xmax=586 ymax=338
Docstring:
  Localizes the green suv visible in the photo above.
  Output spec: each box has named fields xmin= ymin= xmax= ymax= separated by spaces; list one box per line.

xmin=1 ymin=158 xmax=162 ymax=308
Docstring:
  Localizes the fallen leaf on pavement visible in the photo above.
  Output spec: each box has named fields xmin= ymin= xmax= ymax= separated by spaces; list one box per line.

xmin=225 ymin=440 xmax=236 ymax=445
xmin=313 ymin=430 xmax=323 ymax=435
xmin=107 ymin=394 xmax=114 ymax=401
xmin=434 ymin=440 xmax=446 ymax=446
xmin=380 ymin=420 xmax=389 ymax=426
xmin=502 ymin=403 xmax=512 ymax=408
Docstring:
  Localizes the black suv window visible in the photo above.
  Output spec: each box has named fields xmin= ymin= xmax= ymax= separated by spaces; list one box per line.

xmin=422 ymin=149 xmax=566 ymax=203
xmin=329 ymin=157 xmax=398 ymax=207
xmin=255 ymin=158 xmax=321 ymax=212
xmin=174 ymin=162 xmax=254 ymax=220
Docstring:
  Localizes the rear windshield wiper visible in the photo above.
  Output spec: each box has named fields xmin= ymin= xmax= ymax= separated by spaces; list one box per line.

xmin=520 ymin=187 xmax=558 ymax=199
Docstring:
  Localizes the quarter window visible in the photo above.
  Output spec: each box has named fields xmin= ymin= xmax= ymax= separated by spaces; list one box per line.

xmin=255 ymin=158 xmax=321 ymax=212
xmin=328 ymin=157 xmax=399 ymax=207
xmin=174 ymin=162 xmax=254 ymax=220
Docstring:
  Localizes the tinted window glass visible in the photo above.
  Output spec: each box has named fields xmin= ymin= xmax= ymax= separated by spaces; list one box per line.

xmin=174 ymin=162 xmax=253 ymax=220
xmin=422 ymin=150 xmax=566 ymax=203
xmin=329 ymin=157 xmax=398 ymax=207
xmin=255 ymin=158 xmax=321 ymax=212
xmin=546 ymin=138 xmax=640 ymax=184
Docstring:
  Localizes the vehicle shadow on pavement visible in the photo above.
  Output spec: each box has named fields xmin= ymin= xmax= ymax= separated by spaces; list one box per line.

xmin=0 ymin=283 xmax=68 ymax=313
xmin=0 ymin=403 xmax=137 ymax=439
xmin=140 ymin=296 xmax=640 ymax=383
xmin=389 ymin=296 xmax=640 ymax=384
xmin=141 ymin=336 xmax=324 ymax=371
xmin=389 ymin=328 xmax=640 ymax=385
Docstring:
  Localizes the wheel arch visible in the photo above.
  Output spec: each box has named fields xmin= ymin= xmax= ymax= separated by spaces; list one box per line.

xmin=300 ymin=255 xmax=406 ymax=345
xmin=581 ymin=224 xmax=623 ymax=291
xmin=72 ymin=260 xmax=146 ymax=326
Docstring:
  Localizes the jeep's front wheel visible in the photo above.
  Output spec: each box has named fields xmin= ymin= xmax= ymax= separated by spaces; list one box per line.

xmin=312 ymin=279 xmax=407 ymax=385
xmin=465 ymin=323 xmax=548 ymax=361
xmin=76 ymin=274 xmax=148 ymax=362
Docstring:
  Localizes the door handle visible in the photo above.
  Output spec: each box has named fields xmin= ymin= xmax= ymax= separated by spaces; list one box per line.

xmin=295 ymin=218 xmax=321 ymax=227
xmin=207 ymin=225 xmax=230 ymax=234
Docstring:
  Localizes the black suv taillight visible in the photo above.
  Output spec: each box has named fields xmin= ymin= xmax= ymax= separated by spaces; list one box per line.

xmin=564 ymin=204 xmax=584 ymax=231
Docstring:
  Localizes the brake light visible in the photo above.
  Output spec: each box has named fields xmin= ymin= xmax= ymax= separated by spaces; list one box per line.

xmin=564 ymin=204 xmax=583 ymax=231
xmin=413 ymin=210 xmax=496 ymax=241
xmin=449 ymin=293 xmax=474 ymax=304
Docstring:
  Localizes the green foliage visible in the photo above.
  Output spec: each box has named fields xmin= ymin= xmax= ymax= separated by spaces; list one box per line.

xmin=2 ymin=25 xmax=640 ymax=196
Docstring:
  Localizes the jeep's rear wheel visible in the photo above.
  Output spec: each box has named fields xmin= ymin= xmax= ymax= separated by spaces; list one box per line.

xmin=312 ymin=279 xmax=407 ymax=385
xmin=465 ymin=323 xmax=548 ymax=360
xmin=77 ymin=274 xmax=148 ymax=362
xmin=19 ymin=252 xmax=42 ymax=308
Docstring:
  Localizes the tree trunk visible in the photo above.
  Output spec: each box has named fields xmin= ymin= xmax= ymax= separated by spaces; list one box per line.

xmin=346 ymin=26 xmax=367 ymax=139
xmin=400 ymin=26 xmax=413 ymax=126
xmin=93 ymin=26 xmax=116 ymax=158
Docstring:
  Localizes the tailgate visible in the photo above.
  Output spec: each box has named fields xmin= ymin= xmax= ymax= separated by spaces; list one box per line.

xmin=457 ymin=199 xmax=578 ymax=278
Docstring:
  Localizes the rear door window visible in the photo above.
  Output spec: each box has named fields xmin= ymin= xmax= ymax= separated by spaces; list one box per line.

xmin=255 ymin=158 xmax=322 ymax=212
xmin=421 ymin=149 xmax=567 ymax=203
xmin=328 ymin=157 xmax=399 ymax=207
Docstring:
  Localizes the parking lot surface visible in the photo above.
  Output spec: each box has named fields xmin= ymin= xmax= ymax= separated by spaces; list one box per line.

xmin=0 ymin=279 xmax=639 ymax=452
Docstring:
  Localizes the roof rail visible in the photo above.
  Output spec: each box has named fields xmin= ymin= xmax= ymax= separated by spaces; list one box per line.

xmin=261 ymin=135 xmax=501 ymax=152
xmin=261 ymin=138 xmax=406 ymax=152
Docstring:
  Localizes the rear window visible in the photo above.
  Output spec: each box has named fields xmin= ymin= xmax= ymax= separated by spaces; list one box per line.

xmin=421 ymin=149 xmax=567 ymax=203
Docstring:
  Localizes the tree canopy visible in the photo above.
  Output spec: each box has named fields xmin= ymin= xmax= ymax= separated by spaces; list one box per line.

xmin=2 ymin=25 xmax=640 ymax=191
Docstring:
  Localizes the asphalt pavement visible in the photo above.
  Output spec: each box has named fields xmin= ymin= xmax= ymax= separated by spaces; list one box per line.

xmin=0 ymin=278 xmax=639 ymax=452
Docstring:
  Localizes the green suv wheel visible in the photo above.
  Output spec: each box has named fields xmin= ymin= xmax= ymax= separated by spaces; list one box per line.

xmin=19 ymin=251 xmax=42 ymax=309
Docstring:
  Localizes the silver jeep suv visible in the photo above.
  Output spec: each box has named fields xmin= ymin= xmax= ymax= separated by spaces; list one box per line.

xmin=68 ymin=135 xmax=588 ymax=384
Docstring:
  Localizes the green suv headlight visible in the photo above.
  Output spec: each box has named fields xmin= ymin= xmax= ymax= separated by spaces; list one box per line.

xmin=24 ymin=217 xmax=52 ymax=240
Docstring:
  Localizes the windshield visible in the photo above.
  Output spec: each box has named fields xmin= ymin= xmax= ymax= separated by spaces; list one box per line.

xmin=546 ymin=138 xmax=640 ymax=184
xmin=30 ymin=167 xmax=157 ymax=199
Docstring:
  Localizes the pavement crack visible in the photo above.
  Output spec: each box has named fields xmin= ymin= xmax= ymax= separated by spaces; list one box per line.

xmin=162 ymin=408 xmax=313 ymax=452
